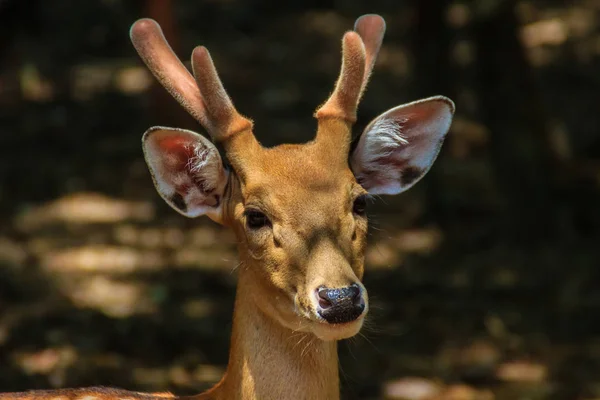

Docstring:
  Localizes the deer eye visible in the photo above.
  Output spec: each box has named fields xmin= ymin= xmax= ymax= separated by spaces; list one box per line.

xmin=352 ymin=195 xmax=367 ymax=216
xmin=245 ymin=209 xmax=271 ymax=230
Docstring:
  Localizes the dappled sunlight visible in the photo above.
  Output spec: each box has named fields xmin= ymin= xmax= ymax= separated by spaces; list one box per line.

xmin=16 ymin=192 xmax=155 ymax=231
xmin=382 ymin=341 xmax=551 ymax=399
xmin=383 ymin=377 xmax=442 ymax=400
xmin=188 ymin=226 xmax=236 ymax=247
xmin=518 ymin=4 xmax=597 ymax=42
xmin=191 ymin=364 xmax=225 ymax=386
xmin=20 ymin=64 xmax=54 ymax=102
xmin=496 ymin=360 xmax=548 ymax=383
xmin=6 ymin=191 xmax=238 ymax=319
xmin=448 ymin=117 xmax=490 ymax=159
xmin=112 ymin=224 xmax=236 ymax=251
xmin=182 ymin=298 xmax=217 ymax=319
xmin=383 ymin=378 xmax=494 ymax=400
xmin=71 ymin=63 xmax=153 ymax=101
xmin=521 ymin=18 xmax=568 ymax=48
xmin=138 ymin=227 xmax=184 ymax=248
xmin=0 ymin=237 xmax=27 ymax=266
xmin=393 ymin=228 xmax=443 ymax=254
xmin=366 ymin=240 xmax=403 ymax=270
xmin=438 ymin=385 xmax=494 ymax=400
xmin=378 ymin=46 xmax=411 ymax=78
xmin=446 ymin=3 xmax=471 ymax=28
xmin=366 ymin=228 xmax=443 ymax=269
xmin=70 ymin=64 xmax=112 ymax=101
xmin=564 ymin=7 xmax=597 ymax=38
xmin=133 ymin=364 xmax=224 ymax=390
xmin=132 ymin=367 xmax=172 ymax=388
xmin=437 ymin=340 xmax=501 ymax=377
xmin=16 ymin=193 xmax=236 ymax=275
xmin=170 ymin=364 xmax=224 ymax=388
xmin=66 ymin=276 xmax=153 ymax=318
xmin=41 ymin=245 xmax=164 ymax=274
xmin=173 ymin=248 xmax=237 ymax=270
xmin=114 ymin=66 xmax=153 ymax=95
xmin=13 ymin=346 xmax=78 ymax=388
xmin=14 ymin=346 xmax=77 ymax=376
xmin=1 ymin=0 xmax=599 ymax=398
xmin=518 ymin=5 xmax=599 ymax=67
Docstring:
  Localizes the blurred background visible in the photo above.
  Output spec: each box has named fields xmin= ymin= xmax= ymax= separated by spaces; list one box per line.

xmin=0 ymin=0 xmax=599 ymax=399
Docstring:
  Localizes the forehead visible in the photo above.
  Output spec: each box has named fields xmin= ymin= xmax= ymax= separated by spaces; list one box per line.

xmin=241 ymin=143 xmax=358 ymax=214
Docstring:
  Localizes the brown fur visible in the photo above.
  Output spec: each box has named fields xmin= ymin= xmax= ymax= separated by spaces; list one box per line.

xmin=0 ymin=14 xmax=456 ymax=400
xmin=191 ymin=119 xmax=368 ymax=400
xmin=0 ymin=387 xmax=175 ymax=400
xmin=1 ymin=120 xmax=368 ymax=400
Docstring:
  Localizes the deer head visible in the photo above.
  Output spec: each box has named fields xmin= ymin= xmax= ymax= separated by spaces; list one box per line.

xmin=130 ymin=15 xmax=454 ymax=342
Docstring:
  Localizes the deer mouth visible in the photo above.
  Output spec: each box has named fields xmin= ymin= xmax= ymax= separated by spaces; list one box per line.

xmin=310 ymin=314 xmax=366 ymax=341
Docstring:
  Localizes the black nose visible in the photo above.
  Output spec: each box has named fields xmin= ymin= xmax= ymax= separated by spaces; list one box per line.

xmin=316 ymin=284 xmax=365 ymax=324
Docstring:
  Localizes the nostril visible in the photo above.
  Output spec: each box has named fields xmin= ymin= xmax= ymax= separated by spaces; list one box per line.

xmin=349 ymin=283 xmax=362 ymax=304
xmin=316 ymin=286 xmax=333 ymax=309
xmin=318 ymin=298 xmax=332 ymax=309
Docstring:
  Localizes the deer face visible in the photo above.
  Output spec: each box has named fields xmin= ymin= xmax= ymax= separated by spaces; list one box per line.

xmin=132 ymin=15 xmax=454 ymax=341
xmin=223 ymin=139 xmax=370 ymax=340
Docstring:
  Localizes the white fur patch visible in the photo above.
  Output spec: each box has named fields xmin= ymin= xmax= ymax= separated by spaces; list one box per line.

xmin=351 ymin=96 xmax=454 ymax=195
xmin=188 ymin=142 xmax=211 ymax=173
xmin=189 ymin=142 xmax=221 ymax=192
xmin=142 ymin=126 xmax=228 ymax=218
xmin=362 ymin=117 xmax=408 ymax=163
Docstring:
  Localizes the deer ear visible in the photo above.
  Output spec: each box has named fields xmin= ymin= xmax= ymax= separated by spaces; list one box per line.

xmin=350 ymin=96 xmax=454 ymax=195
xmin=142 ymin=127 xmax=228 ymax=219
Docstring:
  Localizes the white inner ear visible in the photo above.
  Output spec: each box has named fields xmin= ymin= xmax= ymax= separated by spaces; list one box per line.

xmin=351 ymin=96 xmax=454 ymax=195
xmin=362 ymin=117 xmax=408 ymax=164
xmin=142 ymin=127 xmax=229 ymax=219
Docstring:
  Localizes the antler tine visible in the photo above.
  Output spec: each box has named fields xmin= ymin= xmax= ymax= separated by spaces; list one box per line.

xmin=191 ymin=46 xmax=253 ymax=141
xmin=315 ymin=14 xmax=386 ymax=123
xmin=130 ymin=18 xmax=254 ymax=146
xmin=315 ymin=31 xmax=366 ymax=122
xmin=354 ymin=14 xmax=386 ymax=97
xmin=130 ymin=19 xmax=208 ymax=126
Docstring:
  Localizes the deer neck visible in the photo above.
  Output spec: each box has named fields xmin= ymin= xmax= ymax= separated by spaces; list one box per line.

xmin=211 ymin=269 xmax=340 ymax=400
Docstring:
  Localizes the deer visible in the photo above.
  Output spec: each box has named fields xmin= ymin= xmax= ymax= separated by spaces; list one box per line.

xmin=1 ymin=13 xmax=454 ymax=400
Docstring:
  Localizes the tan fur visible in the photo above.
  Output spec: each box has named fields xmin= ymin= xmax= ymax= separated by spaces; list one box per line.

xmin=315 ymin=15 xmax=386 ymax=122
xmin=0 ymin=388 xmax=175 ymax=400
xmin=130 ymin=19 xmax=254 ymax=146
xmin=0 ymin=14 xmax=455 ymax=400
xmin=0 ymin=121 xmax=368 ymax=400
xmin=315 ymin=32 xmax=366 ymax=122
xmin=185 ymin=119 xmax=368 ymax=400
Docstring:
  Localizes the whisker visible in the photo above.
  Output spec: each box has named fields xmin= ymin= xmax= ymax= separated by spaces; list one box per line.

xmin=357 ymin=331 xmax=382 ymax=354
xmin=230 ymin=261 xmax=243 ymax=274
xmin=344 ymin=339 xmax=358 ymax=361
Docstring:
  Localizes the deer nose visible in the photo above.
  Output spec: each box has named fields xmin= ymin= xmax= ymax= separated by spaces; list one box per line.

xmin=316 ymin=284 xmax=365 ymax=324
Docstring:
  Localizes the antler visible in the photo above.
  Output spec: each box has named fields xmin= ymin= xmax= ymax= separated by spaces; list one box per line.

xmin=354 ymin=14 xmax=386 ymax=97
xmin=315 ymin=14 xmax=386 ymax=123
xmin=130 ymin=18 xmax=254 ymax=146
